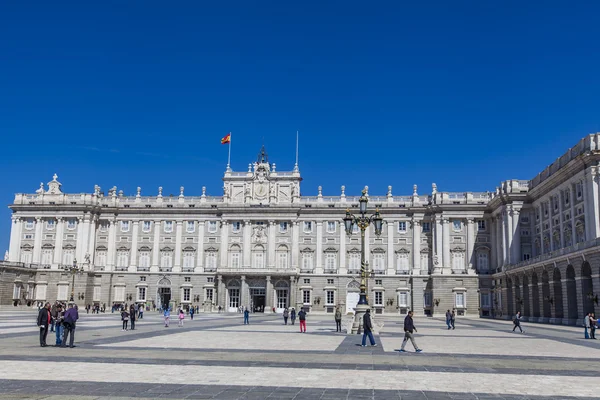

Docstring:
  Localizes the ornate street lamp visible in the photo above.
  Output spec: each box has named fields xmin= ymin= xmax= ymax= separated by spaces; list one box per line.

xmin=343 ymin=188 xmax=383 ymax=334
xmin=64 ymin=258 xmax=84 ymax=303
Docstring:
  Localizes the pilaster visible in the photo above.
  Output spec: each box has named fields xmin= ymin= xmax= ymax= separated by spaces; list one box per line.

xmin=220 ymin=221 xmax=229 ymax=268
xmin=195 ymin=221 xmax=205 ymax=273
xmin=241 ymin=275 xmax=248 ymax=308
xmin=265 ymin=275 xmax=273 ymax=311
xmin=291 ymin=221 xmax=299 ymax=271
xmin=53 ymin=217 xmax=64 ymax=268
xmin=511 ymin=206 xmax=521 ymax=264
xmin=315 ymin=221 xmax=323 ymax=274
xmin=386 ymin=221 xmax=395 ymax=275
xmin=75 ymin=216 xmax=84 ymax=263
xmin=442 ymin=218 xmax=450 ymax=272
xmin=339 ymin=223 xmax=347 ymax=275
xmin=268 ymin=220 xmax=276 ymax=268
xmin=243 ymin=220 xmax=251 ymax=268
xmin=129 ymin=221 xmax=139 ymax=272
xmin=151 ymin=220 xmax=160 ymax=272
xmin=466 ymin=218 xmax=475 ymax=272
xmin=106 ymin=218 xmax=116 ymax=271
xmin=8 ymin=216 xmax=22 ymax=263
xmin=32 ymin=217 xmax=43 ymax=264
xmin=412 ymin=218 xmax=420 ymax=273
xmin=434 ymin=215 xmax=442 ymax=273
xmin=174 ymin=220 xmax=183 ymax=272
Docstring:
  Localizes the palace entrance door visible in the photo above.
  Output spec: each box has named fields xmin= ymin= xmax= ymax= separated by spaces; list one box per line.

xmin=250 ymin=288 xmax=266 ymax=312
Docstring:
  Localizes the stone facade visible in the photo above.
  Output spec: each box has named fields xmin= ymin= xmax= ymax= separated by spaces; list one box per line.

xmin=3 ymin=135 xmax=600 ymax=322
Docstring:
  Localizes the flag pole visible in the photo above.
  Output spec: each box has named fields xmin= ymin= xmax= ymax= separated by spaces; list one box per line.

xmin=227 ymin=132 xmax=232 ymax=171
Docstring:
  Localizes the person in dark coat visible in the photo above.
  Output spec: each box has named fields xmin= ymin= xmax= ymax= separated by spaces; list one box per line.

xmin=129 ymin=304 xmax=136 ymax=331
xmin=399 ymin=311 xmax=422 ymax=352
xmin=62 ymin=303 xmax=79 ymax=348
xmin=298 ymin=308 xmax=307 ymax=332
xmin=37 ymin=302 xmax=51 ymax=347
xmin=290 ymin=308 xmax=296 ymax=325
xmin=361 ymin=309 xmax=376 ymax=346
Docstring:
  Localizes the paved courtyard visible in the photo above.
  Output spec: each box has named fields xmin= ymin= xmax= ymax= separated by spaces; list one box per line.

xmin=0 ymin=308 xmax=599 ymax=399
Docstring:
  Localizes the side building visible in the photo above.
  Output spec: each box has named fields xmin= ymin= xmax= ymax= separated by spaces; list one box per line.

xmin=2 ymin=136 xmax=600 ymax=324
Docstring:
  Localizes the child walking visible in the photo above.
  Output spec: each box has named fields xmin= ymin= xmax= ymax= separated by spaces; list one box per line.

xmin=178 ymin=309 xmax=185 ymax=327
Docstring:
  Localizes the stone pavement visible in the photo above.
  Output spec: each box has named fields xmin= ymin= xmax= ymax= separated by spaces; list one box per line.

xmin=0 ymin=308 xmax=599 ymax=399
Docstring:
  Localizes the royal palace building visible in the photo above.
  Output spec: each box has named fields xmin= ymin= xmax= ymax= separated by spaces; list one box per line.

xmin=2 ymin=136 xmax=600 ymax=324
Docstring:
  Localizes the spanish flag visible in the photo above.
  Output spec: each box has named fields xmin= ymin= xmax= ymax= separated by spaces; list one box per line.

xmin=221 ymin=133 xmax=231 ymax=144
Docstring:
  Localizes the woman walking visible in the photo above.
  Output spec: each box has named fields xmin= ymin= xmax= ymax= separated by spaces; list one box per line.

xmin=178 ymin=309 xmax=185 ymax=327
xmin=283 ymin=308 xmax=289 ymax=325
xmin=164 ymin=308 xmax=170 ymax=327
xmin=121 ymin=309 xmax=129 ymax=331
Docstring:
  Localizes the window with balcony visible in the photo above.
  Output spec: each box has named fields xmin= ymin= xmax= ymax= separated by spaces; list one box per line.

xmin=139 ymin=250 xmax=150 ymax=269
xmin=160 ymin=249 xmax=173 ymax=270
xmin=372 ymin=251 xmax=385 ymax=273
xmin=116 ymin=249 xmax=129 ymax=268
xmin=325 ymin=252 xmax=337 ymax=272
xmin=277 ymin=245 xmax=288 ymax=269
xmin=205 ymin=251 xmax=217 ymax=271
xmin=63 ymin=249 xmax=74 ymax=266
xmin=183 ymin=250 xmax=195 ymax=269
xmin=252 ymin=246 xmax=265 ymax=269
xmin=348 ymin=251 xmax=360 ymax=272
xmin=301 ymin=252 xmax=313 ymax=271
xmin=396 ymin=250 xmax=409 ymax=273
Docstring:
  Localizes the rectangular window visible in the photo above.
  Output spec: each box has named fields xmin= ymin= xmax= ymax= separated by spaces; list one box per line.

xmin=228 ymin=289 xmax=240 ymax=308
xmin=452 ymin=252 xmax=465 ymax=270
xmin=326 ymin=290 xmax=335 ymax=305
xmin=375 ymin=279 xmax=382 ymax=285
xmin=120 ymin=221 xmax=130 ymax=232
xmin=41 ymin=249 xmax=53 ymax=265
xmin=184 ymin=277 xmax=191 ymax=282
xmin=25 ymin=219 xmax=34 ymax=230
xmin=142 ymin=221 xmax=151 ymax=232
xmin=183 ymin=252 xmax=194 ymax=269
xmin=67 ymin=219 xmax=76 ymax=230
xmin=253 ymin=252 xmax=265 ymax=269
xmin=276 ymin=289 xmax=288 ymax=309
xmin=232 ymin=222 xmax=241 ymax=232
xmin=57 ymin=285 xmax=69 ymax=301
xmin=303 ymin=278 xmax=310 ymax=284
xmin=399 ymin=292 xmax=408 ymax=307
xmin=397 ymin=253 xmax=409 ymax=273
xmin=577 ymin=183 xmax=583 ymax=199
xmin=35 ymin=285 xmax=47 ymax=301
xmin=63 ymin=249 xmax=74 ymax=266
xmin=398 ymin=221 xmax=407 ymax=233
xmin=480 ymin=293 xmax=491 ymax=308
xmin=478 ymin=252 xmax=488 ymax=272
xmin=23 ymin=234 xmax=33 ymax=240
xmin=139 ymin=252 xmax=150 ymax=269
xmin=138 ymin=287 xmax=146 ymax=302
xmin=208 ymin=221 xmax=217 ymax=233
xmin=205 ymin=288 xmax=214 ymax=302
xmin=140 ymin=276 xmax=146 ymax=282
xmin=183 ymin=288 xmax=191 ymax=302
xmin=477 ymin=220 xmax=486 ymax=231
xmin=302 ymin=254 xmax=313 ymax=271
xmin=231 ymin=252 xmax=240 ymax=269
xmin=303 ymin=290 xmax=311 ymax=305
xmin=327 ymin=278 xmax=334 ymax=285
xmin=422 ymin=222 xmax=430 ymax=232
xmin=303 ymin=221 xmax=313 ymax=233
xmin=161 ymin=252 xmax=172 ymax=269
xmin=348 ymin=252 xmax=360 ymax=272
xmin=93 ymin=286 xmax=101 ymax=301
xmin=522 ymin=253 xmax=531 ymax=261
xmin=186 ymin=221 xmax=195 ymax=233
xmin=455 ymin=292 xmax=465 ymax=308
xmin=374 ymin=291 xmax=383 ymax=306
xmin=452 ymin=220 xmax=462 ymax=232
xmin=207 ymin=277 xmax=214 ymax=283
xmin=46 ymin=219 xmax=55 ymax=230
xmin=277 ymin=252 xmax=288 ymax=269
xmin=164 ymin=221 xmax=173 ymax=233
xmin=372 ymin=253 xmax=385 ymax=272
xmin=423 ymin=292 xmax=432 ymax=307
xmin=325 ymin=253 xmax=336 ymax=271
xmin=205 ymin=253 xmax=217 ymax=270
xmin=327 ymin=221 xmax=336 ymax=233
xmin=279 ymin=222 xmax=288 ymax=233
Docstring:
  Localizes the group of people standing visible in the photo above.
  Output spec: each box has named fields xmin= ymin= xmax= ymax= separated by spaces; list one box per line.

xmin=37 ymin=301 xmax=79 ymax=348
xmin=120 ymin=303 xmax=145 ymax=331
xmin=584 ymin=312 xmax=597 ymax=339
xmin=280 ymin=307 xmax=306 ymax=331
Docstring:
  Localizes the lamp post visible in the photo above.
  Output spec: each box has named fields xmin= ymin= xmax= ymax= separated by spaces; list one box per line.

xmin=64 ymin=258 xmax=84 ymax=303
xmin=343 ymin=188 xmax=383 ymax=334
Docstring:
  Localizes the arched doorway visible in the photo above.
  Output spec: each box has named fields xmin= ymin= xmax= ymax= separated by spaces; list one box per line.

xmin=247 ymin=278 xmax=266 ymax=312
xmin=274 ymin=280 xmax=290 ymax=312
xmin=566 ymin=265 xmax=578 ymax=322
xmin=542 ymin=270 xmax=551 ymax=319
xmin=156 ymin=277 xmax=172 ymax=311
xmin=522 ymin=275 xmax=530 ymax=318
xmin=582 ymin=262 xmax=594 ymax=315
xmin=532 ymin=272 xmax=540 ymax=319
xmin=553 ymin=268 xmax=564 ymax=320
xmin=346 ymin=280 xmax=360 ymax=314
xmin=506 ymin=278 xmax=514 ymax=317
xmin=226 ymin=279 xmax=241 ymax=312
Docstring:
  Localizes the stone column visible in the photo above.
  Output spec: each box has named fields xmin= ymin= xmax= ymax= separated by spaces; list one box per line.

xmin=220 ymin=221 xmax=229 ymax=269
xmin=105 ymin=219 xmax=116 ymax=271
xmin=174 ymin=220 xmax=183 ymax=272
xmin=268 ymin=220 xmax=276 ymax=268
xmin=434 ymin=215 xmax=442 ymax=273
xmin=243 ymin=220 xmax=251 ymax=268
xmin=442 ymin=218 xmax=450 ymax=271
xmin=501 ymin=211 xmax=508 ymax=265
xmin=33 ymin=217 xmax=43 ymax=264
xmin=506 ymin=209 xmax=514 ymax=263
xmin=548 ymin=205 xmax=554 ymax=252
xmin=291 ymin=221 xmax=299 ymax=271
xmin=511 ymin=207 xmax=521 ymax=264
xmin=586 ymin=169 xmax=600 ymax=240
xmin=559 ymin=191 xmax=565 ymax=247
xmin=527 ymin=281 xmax=535 ymax=321
xmin=315 ymin=221 xmax=323 ymax=274
xmin=466 ymin=218 xmax=475 ymax=271
xmin=490 ymin=217 xmax=497 ymax=270
xmin=339 ymin=223 xmax=347 ymax=275
xmin=241 ymin=275 xmax=248 ymax=309
xmin=53 ymin=218 xmax=64 ymax=267
xmin=196 ymin=221 xmax=205 ymax=273
xmin=151 ymin=220 xmax=161 ymax=272
xmin=129 ymin=221 xmax=139 ymax=272
xmin=8 ymin=216 xmax=22 ymax=263
xmin=75 ymin=216 xmax=85 ymax=263
xmin=547 ymin=278 xmax=557 ymax=323
xmin=87 ymin=215 xmax=97 ymax=266
xmin=496 ymin=215 xmax=503 ymax=267
xmin=79 ymin=215 xmax=91 ymax=264
xmin=387 ymin=220 xmax=395 ymax=275
xmin=265 ymin=275 xmax=273 ymax=312
xmin=412 ymin=218 xmax=420 ymax=273
xmin=570 ymin=185 xmax=577 ymax=243
xmin=561 ymin=278 xmax=571 ymax=325
xmin=217 ymin=275 xmax=226 ymax=309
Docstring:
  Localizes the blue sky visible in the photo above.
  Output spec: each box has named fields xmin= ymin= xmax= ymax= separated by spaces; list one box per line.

xmin=0 ymin=1 xmax=599 ymax=252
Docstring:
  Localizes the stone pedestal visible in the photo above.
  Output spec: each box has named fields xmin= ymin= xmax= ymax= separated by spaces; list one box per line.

xmin=350 ymin=303 xmax=369 ymax=334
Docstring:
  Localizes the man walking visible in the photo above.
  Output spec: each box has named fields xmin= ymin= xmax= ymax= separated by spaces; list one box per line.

xmin=243 ymin=308 xmax=249 ymax=325
xmin=335 ymin=307 xmax=342 ymax=332
xmin=62 ymin=303 xmax=79 ymax=348
xmin=298 ymin=308 xmax=307 ymax=333
xmin=584 ymin=312 xmax=591 ymax=339
xmin=451 ymin=310 xmax=456 ymax=330
xmin=512 ymin=311 xmax=524 ymax=333
xmin=129 ymin=304 xmax=136 ymax=331
xmin=399 ymin=311 xmax=422 ymax=353
xmin=361 ymin=309 xmax=377 ymax=346
xmin=37 ymin=302 xmax=51 ymax=347
xmin=189 ymin=306 xmax=194 ymax=320
xmin=445 ymin=310 xmax=452 ymax=330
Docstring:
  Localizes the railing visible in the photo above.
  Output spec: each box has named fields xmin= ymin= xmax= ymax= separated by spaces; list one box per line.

xmin=502 ymin=237 xmax=600 ymax=272
xmin=396 ymin=269 xmax=410 ymax=275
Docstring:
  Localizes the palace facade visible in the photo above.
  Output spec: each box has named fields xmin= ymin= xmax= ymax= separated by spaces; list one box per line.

xmin=2 ymin=135 xmax=600 ymax=324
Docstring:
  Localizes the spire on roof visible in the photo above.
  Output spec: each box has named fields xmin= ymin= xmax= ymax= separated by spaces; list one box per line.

xmin=257 ymin=145 xmax=269 ymax=164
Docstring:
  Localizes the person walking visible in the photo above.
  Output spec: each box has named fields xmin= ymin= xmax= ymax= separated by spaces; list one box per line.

xmin=451 ymin=310 xmax=456 ymax=330
xmin=138 ymin=305 xmax=144 ymax=320
xmin=62 ymin=303 xmax=79 ymax=348
xmin=290 ymin=308 xmax=296 ymax=325
xmin=283 ymin=308 xmax=289 ymax=325
xmin=512 ymin=311 xmax=524 ymax=333
xmin=129 ymin=304 xmax=136 ymax=331
xmin=178 ymin=309 xmax=185 ymax=327
xmin=163 ymin=308 xmax=170 ymax=327
xmin=585 ymin=312 xmax=591 ymax=339
xmin=54 ymin=304 xmax=64 ymax=346
xmin=399 ymin=311 xmax=422 ymax=353
xmin=243 ymin=308 xmax=249 ymax=325
xmin=189 ymin=306 xmax=195 ymax=320
xmin=445 ymin=310 xmax=452 ymax=330
xmin=361 ymin=309 xmax=377 ymax=346
xmin=298 ymin=308 xmax=307 ymax=333
xmin=37 ymin=302 xmax=51 ymax=347
xmin=590 ymin=313 xmax=597 ymax=339
xmin=335 ymin=307 xmax=342 ymax=332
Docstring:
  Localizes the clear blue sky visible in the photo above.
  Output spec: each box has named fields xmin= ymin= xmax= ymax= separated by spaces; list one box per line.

xmin=1 ymin=2 xmax=599 ymax=252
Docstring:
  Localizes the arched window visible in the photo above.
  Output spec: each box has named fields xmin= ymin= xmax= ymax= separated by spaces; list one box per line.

xmin=252 ymin=245 xmax=265 ymax=269
xmin=276 ymin=245 xmax=289 ymax=269
xmin=477 ymin=250 xmax=489 ymax=272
